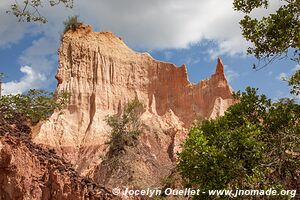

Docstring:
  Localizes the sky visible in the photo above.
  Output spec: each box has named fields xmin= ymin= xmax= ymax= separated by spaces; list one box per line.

xmin=0 ymin=0 xmax=299 ymax=101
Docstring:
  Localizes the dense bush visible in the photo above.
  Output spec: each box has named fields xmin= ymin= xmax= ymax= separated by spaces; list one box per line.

xmin=0 ymin=89 xmax=69 ymax=124
xmin=178 ymin=87 xmax=300 ymax=199
xmin=105 ymin=98 xmax=144 ymax=156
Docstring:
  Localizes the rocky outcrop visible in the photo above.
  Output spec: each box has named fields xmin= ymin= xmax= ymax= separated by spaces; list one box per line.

xmin=33 ymin=24 xmax=235 ymax=188
xmin=0 ymin=116 xmax=114 ymax=200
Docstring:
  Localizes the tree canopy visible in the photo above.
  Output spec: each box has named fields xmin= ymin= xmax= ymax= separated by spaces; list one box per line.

xmin=99 ymin=98 xmax=144 ymax=174
xmin=178 ymin=87 xmax=300 ymax=199
xmin=105 ymin=98 xmax=144 ymax=157
xmin=7 ymin=0 xmax=73 ymax=23
xmin=0 ymin=89 xmax=69 ymax=124
xmin=233 ymin=0 xmax=299 ymax=64
xmin=233 ymin=0 xmax=300 ymax=95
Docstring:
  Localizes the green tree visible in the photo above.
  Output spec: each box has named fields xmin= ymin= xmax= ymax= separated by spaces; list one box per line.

xmin=99 ymin=98 xmax=144 ymax=174
xmin=0 ymin=89 xmax=69 ymax=124
xmin=288 ymin=70 xmax=300 ymax=95
xmin=7 ymin=0 xmax=73 ymax=23
xmin=105 ymin=98 xmax=144 ymax=156
xmin=233 ymin=0 xmax=300 ymax=95
xmin=178 ymin=87 xmax=300 ymax=199
xmin=233 ymin=0 xmax=299 ymax=64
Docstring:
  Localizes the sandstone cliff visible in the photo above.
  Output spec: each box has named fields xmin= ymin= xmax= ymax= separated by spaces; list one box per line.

xmin=33 ymin=24 xmax=235 ymax=189
xmin=0 ymin=116 xmax=114 ymax=200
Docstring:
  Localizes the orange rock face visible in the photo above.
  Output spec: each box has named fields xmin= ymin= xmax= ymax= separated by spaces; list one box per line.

xmin=34 ymin=24 xmax=235 ymax=187
xmin=0 ymin=122 xmax=114 ymax=200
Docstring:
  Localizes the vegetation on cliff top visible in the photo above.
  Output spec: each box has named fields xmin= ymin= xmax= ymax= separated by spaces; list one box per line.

xmin=62 ymin=15 xmax=82 ymax=34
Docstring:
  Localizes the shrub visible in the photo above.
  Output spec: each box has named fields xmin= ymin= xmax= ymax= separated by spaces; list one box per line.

xmin=0 ymin=89 xmax=70 ymax=124
xmin=178 ymin=87 xmax=300 ymax=199
xmin=105 ymin=98 xmax=143 ymax=157
xmin=62 ymin=15 xmax=82 ymax=34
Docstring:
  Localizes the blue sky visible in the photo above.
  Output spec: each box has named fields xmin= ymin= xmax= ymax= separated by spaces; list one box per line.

xmin=0 ymin=0 xmax=299 ymax=100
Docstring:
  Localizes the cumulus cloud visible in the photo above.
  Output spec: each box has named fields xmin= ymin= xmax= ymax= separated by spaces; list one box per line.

xmin=78 ymin=0 xmax=283 ymax=56
xmin=0 ymin=0 xmax=284 ymax=94
xmin=78 ymin=0 xmax=247 ymax=53
xmin=2 ymin=66 xmax=47 ymax=95
xmin=1 ymin=0 xmax=284 ymax=52
xmin=0 ymin=1 xmax=32 ymax=48
xmin=19 ymin=37 xmax=59 ymax=74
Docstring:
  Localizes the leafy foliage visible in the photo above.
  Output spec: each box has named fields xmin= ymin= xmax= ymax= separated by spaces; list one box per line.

xmin=7 ymin=0 xmax=73 ymax=23
xmin=288 ymin=69 xmax=300 ymax=95
xmin=105 ymin=98 xmax=144 ymax=157
xmin=62 ymin=15 xmax=82 ymax=34
xmin=178 ymin=87 xmax=300 ymax=199
xmin=233 ymin=0 xmax=268 ymax=13
xmin=233 ymin=0 xmax=299 ymax=64
xmin=233 ymin=0 xmax=300 ymax=95
xmin=0 ymin=89 xmax=70 ymax=124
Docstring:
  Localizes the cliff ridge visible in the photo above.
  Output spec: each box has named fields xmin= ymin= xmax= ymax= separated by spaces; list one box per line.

xmin=33 ymin=24 xmax=235 ymax=188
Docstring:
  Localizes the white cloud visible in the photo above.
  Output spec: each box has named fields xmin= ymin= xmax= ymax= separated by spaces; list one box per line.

xmin=76 ymin=0 xmax=284 ymax=58
xmin=19 ymin=37 xmax=59 ymax=74
xmin=277 ymin=72 xmax=287 ymax=81
xmin=224 ymin=65 xmax=239 ymax=82
xmin=0 ymin=0 xmax=284 ymax=52
xmin=78 ymin=0 xmax=247 ymax=54
xmin=0 ymin=0 xmax=284 ymax=94
xmin=3 ymin=1 xmax=240 ymax=51
xmin=2 ymin=66 xmax=47 ymax=95
xmin=0 ymin=1 xmax=32 ymax=48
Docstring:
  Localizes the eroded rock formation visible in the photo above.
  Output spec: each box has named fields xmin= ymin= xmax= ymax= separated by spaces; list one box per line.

xmin=33 ymin=24 xmax=235 ymax=189
xmin=0 ymin=116 xmax=114 ymax=200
